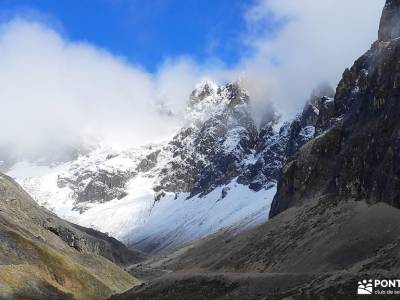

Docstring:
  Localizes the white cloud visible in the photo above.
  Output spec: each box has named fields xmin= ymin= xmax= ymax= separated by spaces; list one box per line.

xmin=0 ymin=19 xmax=202 ymax=160
xmin=0 ymin=1 xmax=386 ymax=161
xmin=238 ymin=0 xmax=385 ymax=115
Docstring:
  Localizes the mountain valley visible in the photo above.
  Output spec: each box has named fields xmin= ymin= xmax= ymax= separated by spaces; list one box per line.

xmin=2 ymin=1 xmax=400 ymax=299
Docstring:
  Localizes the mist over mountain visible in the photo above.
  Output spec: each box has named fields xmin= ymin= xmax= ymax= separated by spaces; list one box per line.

xmin=0 ymin=1 xmax=383 ymax=165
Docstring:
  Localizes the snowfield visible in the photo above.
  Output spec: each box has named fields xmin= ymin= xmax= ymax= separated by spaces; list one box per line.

xmin=8 ymin=148 xmax=276 ymax=253
xmin=79 ymin=176 xmax=275 ymax=252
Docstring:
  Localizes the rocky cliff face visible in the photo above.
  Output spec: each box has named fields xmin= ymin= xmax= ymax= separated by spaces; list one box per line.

xmin=154 ymin=81 xmax=259 ymax=197
xmin=270 ymin=0 xmax=400 ymax=217
xmin=379 ymin=0 xmax=400 ymax=42
xmin=155 ymin=80 xmax=337 ymax=199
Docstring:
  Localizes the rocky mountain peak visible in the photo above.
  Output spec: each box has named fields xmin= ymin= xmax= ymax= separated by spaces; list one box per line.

xmin=187 ymin=81 xmax=249 ymax=123
xmin=222 ymin=81 xmax=250 ymax=107
xmin=379 ymin=0 xmax=400 ymax=42
xmin=189 ymin=80 xmax=219 ymax=106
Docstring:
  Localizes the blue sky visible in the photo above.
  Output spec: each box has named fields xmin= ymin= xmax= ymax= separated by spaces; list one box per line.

xmin=0 ymin=0 xmax=385 ymax=153
xmin=0 ymin=0 xmax=261 ymax=72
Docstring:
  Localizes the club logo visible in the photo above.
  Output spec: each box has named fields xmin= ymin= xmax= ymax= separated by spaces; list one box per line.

xmin=358 ymin=279 xmax=373 ymax=295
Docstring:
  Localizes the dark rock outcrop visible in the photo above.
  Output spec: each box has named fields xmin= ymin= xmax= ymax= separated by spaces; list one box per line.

xmin=379 ymin=0 xmax=400 ymax=42
xmin=136 ymin=150 xmax=160 ymax=173
xmin=270 ymin=0 xmax=400 ymax=218
xmin=58 ymin=169 xmax=133 ymax=205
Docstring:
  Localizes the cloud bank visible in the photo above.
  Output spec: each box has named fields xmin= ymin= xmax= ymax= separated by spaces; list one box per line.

xmin=0 ymin=0 xmax=385 ymax=162
xmin=238 ymin=0 xmax=385 ymax=114
xmin=0 ymin=20 xmax=206 ymax=161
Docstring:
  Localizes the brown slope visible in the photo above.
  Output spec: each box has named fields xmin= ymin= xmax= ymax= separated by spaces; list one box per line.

xmin=0 ymin=173 xmax=146 ymax=266
xmin=0 ymin=173 xmax=142 ymax=299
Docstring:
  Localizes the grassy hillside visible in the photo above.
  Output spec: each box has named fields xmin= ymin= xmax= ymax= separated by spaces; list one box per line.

xmin=0 ymin=173 xmax=140 ymax=299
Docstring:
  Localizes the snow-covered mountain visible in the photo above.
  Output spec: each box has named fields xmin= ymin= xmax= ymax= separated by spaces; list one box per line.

xmin=7 ymin=80 xmax=335 ymax=253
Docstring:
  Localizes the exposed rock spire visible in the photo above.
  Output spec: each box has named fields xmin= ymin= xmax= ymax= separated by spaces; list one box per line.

xmin=379 ymin=0 xmax=400 ymax=41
